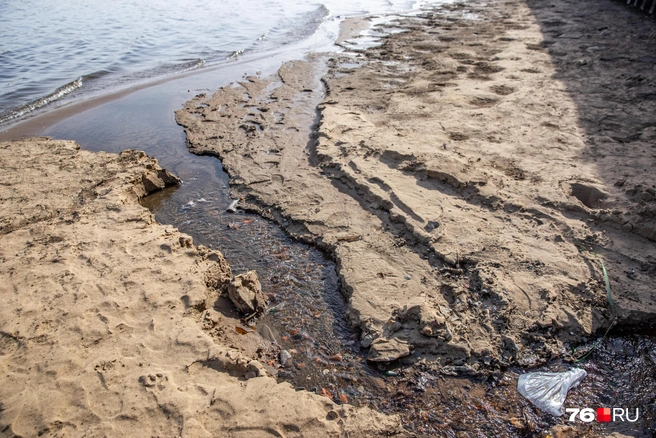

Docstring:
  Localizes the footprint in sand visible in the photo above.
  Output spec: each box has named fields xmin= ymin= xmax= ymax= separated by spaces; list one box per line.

xmin=84 ymin=374 xmax=124 ymax=418
xmin=139 ymin=372 xmax=169 ymax=390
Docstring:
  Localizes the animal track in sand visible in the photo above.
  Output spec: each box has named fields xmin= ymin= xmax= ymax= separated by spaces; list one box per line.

xmin=139 ymin=372 xmax=169 ymax=390
xmin=468 ymin=96 xmax=499 ymax=107
xmin=490 ymin=84 xmax=515 ymax=95
xmin=0 ymin=331 xmax=21 ymax=357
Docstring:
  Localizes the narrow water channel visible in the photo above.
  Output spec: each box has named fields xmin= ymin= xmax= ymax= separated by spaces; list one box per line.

xmin=41 ymin=65 xmax=389 ymax=408
xmin=140 ymin=177 xmax=380 ymax=402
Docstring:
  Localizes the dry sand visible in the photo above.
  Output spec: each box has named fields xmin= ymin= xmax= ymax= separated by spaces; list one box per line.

xmin=0 ymin=139 xmax=401 ymax=436
xmin=176 ymin=0 xmax=656 ymax=371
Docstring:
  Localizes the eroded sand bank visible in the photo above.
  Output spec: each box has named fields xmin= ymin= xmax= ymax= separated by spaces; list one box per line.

xmin=176 ymin=0 xmax=656 ymax=370
xmin=0 ymin=138 xmax=401 ymax=436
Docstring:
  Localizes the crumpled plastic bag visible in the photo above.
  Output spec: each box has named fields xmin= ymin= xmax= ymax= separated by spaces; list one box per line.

xmin=517 ymin=368 xmax=587 ymax=416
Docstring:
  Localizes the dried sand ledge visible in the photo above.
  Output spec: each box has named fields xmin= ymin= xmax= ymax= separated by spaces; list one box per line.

xmin=0 ymin=139 xmax=401 ymax=436
xmin=176 ymin=0 xmax=656 ymax=369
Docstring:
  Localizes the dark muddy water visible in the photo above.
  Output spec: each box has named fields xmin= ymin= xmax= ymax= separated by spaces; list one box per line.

xmin=141 ymin=182 xmax=383 ymax=403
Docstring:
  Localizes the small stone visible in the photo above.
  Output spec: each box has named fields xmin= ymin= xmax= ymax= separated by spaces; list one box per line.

xmin=330 ymin=354 xmax=343 ymax=361
xmin=228 ymin=271 xmax=267 ymax=315
xmin=141 ymin=169 xmax=181 ymax=193
xmin=623 ymin=222 xmax=634 ymax=232
xmin=404 ymin=275 xmax=411 ymax=280
xmin=367 ymin=338 xmax=411 ymax=362
xmin=279 ymin=350 xmax=293 ymax=367
xmin=361 ymin=335 xmax=374 ymax=348
xmin=246 ymin=360 xmax=266 ymax=378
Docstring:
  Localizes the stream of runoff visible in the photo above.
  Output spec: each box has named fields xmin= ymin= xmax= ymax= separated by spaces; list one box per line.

xmin=41 ymin=70 xmax=375 ymax=400
xmin=44 ymin=83 xmax=656 ymax=436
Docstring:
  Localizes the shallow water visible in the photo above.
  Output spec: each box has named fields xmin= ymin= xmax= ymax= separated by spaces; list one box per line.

xmin=0 ymin=0 xmax=456 ymax=127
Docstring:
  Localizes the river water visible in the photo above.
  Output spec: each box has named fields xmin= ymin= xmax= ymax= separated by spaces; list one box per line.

xmin=0 ymin=0 xmax=453 ymax=126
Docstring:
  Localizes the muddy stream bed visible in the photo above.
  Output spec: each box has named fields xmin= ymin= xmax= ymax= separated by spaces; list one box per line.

xmin=47 ymin=70 xmax=655 ymax=438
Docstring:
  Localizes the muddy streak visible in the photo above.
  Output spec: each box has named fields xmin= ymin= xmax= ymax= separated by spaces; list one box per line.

xmin=143 ymin=188 xmax=384 ymax=400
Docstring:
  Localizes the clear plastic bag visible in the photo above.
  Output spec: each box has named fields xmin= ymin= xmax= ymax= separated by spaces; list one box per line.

xmin=517 ymin=368 xmax=587 ymax=416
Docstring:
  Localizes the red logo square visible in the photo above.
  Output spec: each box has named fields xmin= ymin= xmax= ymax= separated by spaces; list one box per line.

xmin=597 ymin=408 xmax=611 ymax=422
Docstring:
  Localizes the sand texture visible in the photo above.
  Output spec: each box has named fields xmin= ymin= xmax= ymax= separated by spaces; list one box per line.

xmin=176 ymin=0 xmax=656 ymax=370
xmin=0 ymin=139 xmax=401 ymax=436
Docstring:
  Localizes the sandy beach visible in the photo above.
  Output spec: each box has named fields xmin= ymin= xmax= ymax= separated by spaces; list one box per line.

xmin=1 ymin=0 xmax=655 ymax=436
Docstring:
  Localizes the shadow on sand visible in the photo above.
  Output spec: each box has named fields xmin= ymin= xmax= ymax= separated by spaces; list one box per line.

xmin=523 ymin=0 xmax=656 ymax=331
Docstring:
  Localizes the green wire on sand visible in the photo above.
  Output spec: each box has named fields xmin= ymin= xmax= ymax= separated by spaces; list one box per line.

xmin=574 ymin=253 xmax=617 ymax=364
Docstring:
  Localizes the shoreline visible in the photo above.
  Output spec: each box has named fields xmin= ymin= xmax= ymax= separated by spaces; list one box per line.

xmin=0 ymin=47 xmax=318 ymax=143
xmin=0 ymin=11 xmax=384 ymax=143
